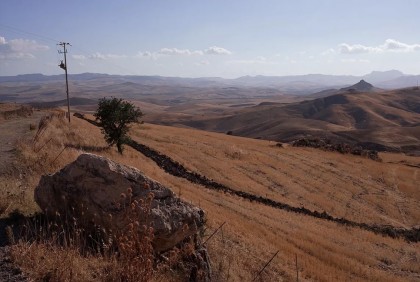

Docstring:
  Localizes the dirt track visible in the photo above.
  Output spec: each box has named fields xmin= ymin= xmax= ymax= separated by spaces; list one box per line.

xmin=0 ymin=110 xmax=45 ymax=175
xmin=0 ymin=110 xmax=39 ymax=282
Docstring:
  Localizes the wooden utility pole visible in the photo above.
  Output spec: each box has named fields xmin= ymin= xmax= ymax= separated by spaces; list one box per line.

xmin=58 ymin=42 xmax=71 ymax=122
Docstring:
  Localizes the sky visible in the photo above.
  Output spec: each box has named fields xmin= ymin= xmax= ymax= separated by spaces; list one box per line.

xmin=1 ymin=0 xmax=420 ymax=78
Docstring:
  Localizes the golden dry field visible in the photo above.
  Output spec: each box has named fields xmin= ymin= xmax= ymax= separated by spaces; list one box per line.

xmin=1 ymin=110 xmax=419 ymax=281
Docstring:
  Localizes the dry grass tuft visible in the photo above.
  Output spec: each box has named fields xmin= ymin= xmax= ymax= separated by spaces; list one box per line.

xmin=109 ymin=189 xmax=155 ymax=282
xmin=224 ymin=145 xmax=247 ymax=160
xmin=11 ymin=191 xmax=157 ymax=282
xmin=11 ymin=242 xmax=109 ymax=282
xmin=0 ymin=198 xmax=11 ymax=217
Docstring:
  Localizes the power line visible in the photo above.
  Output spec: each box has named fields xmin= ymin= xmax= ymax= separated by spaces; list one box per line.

xmin=0 ymin=23 xmax=140 ymax=75
xmin=0 ymin=23 xmax=59 ymax=44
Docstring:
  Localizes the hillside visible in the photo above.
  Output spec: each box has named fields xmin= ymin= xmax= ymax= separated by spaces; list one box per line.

xmin=1 ymin=109 xmax=419 ymax=281
xmin=180 ymin=88 xmax=420 ymax=154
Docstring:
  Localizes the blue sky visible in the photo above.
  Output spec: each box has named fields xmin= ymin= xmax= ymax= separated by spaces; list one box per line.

xmin=1 ymin=0 xmax=420 ymax=77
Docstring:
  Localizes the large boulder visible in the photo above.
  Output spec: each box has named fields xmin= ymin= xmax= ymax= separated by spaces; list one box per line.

xmin=34 ymin=153 xmax=206 ymax=253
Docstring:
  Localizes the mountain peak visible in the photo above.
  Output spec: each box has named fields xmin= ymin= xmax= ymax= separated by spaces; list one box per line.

xmin=340 ymin=80 xmax=374 ymax=92
xmin=357 ymin=79 xmax=372 ymax=87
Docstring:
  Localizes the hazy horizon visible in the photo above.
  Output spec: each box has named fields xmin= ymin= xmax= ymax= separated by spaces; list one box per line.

xmin=0 ymin=69 xmax=417 ymax=80
xmin=1 ymin=1 xmax=420 ymax=78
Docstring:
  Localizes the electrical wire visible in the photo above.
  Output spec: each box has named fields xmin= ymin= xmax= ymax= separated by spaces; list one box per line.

xmin=0 ymin=23 xmax=139 ymax=75
xmin=0 ymin=23 xmax=59 ymax=44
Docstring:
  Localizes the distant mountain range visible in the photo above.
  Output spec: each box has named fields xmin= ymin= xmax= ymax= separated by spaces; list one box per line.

xmin=1 ymin=70 xmax=419 ymax=96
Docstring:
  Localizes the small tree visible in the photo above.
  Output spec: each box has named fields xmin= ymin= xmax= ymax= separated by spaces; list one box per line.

xmin=94 ymin=97 xmax=143 ymax=154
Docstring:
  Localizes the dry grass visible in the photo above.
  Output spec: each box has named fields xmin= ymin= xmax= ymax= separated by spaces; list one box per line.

xmin=11 ymin=242 xmax=109 ymax=282
xmin=130 ymin=123 xmax=420 ymax=227
xmin=1 ymin=111 xmax=419 ymax=281
xmin=127 ymin=122 xmax=420 ymax=281
xmin=2 ymin=113 xmax=199 ymax=281
xmin=10 ymin=187 xmax=158 ymax=282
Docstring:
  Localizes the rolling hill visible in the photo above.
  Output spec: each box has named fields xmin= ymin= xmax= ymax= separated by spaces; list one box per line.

xmin=1 ymin=109 xmax=418 ymax=281
xmin=179 ymin=87 xmax=420 ymax=154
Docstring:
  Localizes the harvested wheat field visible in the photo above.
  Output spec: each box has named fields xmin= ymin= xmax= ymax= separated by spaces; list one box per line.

xmin=1 ymin=111 xmax=419 ymax=281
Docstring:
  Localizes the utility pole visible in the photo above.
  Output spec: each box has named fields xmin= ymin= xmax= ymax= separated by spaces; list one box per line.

xmin=58 ymin=42 xmax=71 ymax=123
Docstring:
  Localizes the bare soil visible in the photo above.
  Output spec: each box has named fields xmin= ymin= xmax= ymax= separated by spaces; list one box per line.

xmin=0 ymin=108 xmax=45 ymax=175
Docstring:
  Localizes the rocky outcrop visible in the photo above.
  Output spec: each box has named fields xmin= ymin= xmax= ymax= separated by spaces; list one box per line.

xmin=34 ymin=153 xmax=206 ymax=253
xmin=292 ymin=137 xmax=381 ymax=161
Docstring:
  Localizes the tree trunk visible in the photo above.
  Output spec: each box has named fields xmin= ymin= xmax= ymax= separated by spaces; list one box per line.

xmin=117 ymin=142 xmax=123 ymax=154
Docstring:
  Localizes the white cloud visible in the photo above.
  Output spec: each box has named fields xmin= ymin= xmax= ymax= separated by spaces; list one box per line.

xmin=86 ymin=52 xmax=127 ymax=60
xmin=381 ymin=39 xmax=420 ymax=52
xmin=158 ymin=48 xmax=203 ymax=56
xmin=338 ymin=39 xmax=420 ymax=54
xmin=72 ymin=54 xmax=86 ymax=60
xmin=135 ymin=51 xmax=160 ymax=60
xmin=339 ymin=43 xmax=380 ymax=54
xmin=340 ymin=58 xmax=370 ymax=63
xmin=89 ymin=52 xmax=106 ymax=60
xmin=227 ymin=56 xmax=276 ymax=65
xmin=321 ymin=48 xmax=336 ymax=56
xmin=136 ymin=46 xmax=232 ymax=58
xmin=195 ymin=60 xmax=210 ymax=66
xmin=8 ymin=38 xmax=49 ymax=52
xmin=137 ymin=51 xmax=153 ymax=57
xmin=105 ymin=54 xmax=127 ymax=59
xmin=0 ymin=36 xmax=49 ymax=60
xmin=0 ymin=52 xmax=35 ymax=60
xmin=72 ymin=46 xmax=232 ymax=62
xmin=204 ymin=46 xmax=232 ymax=55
